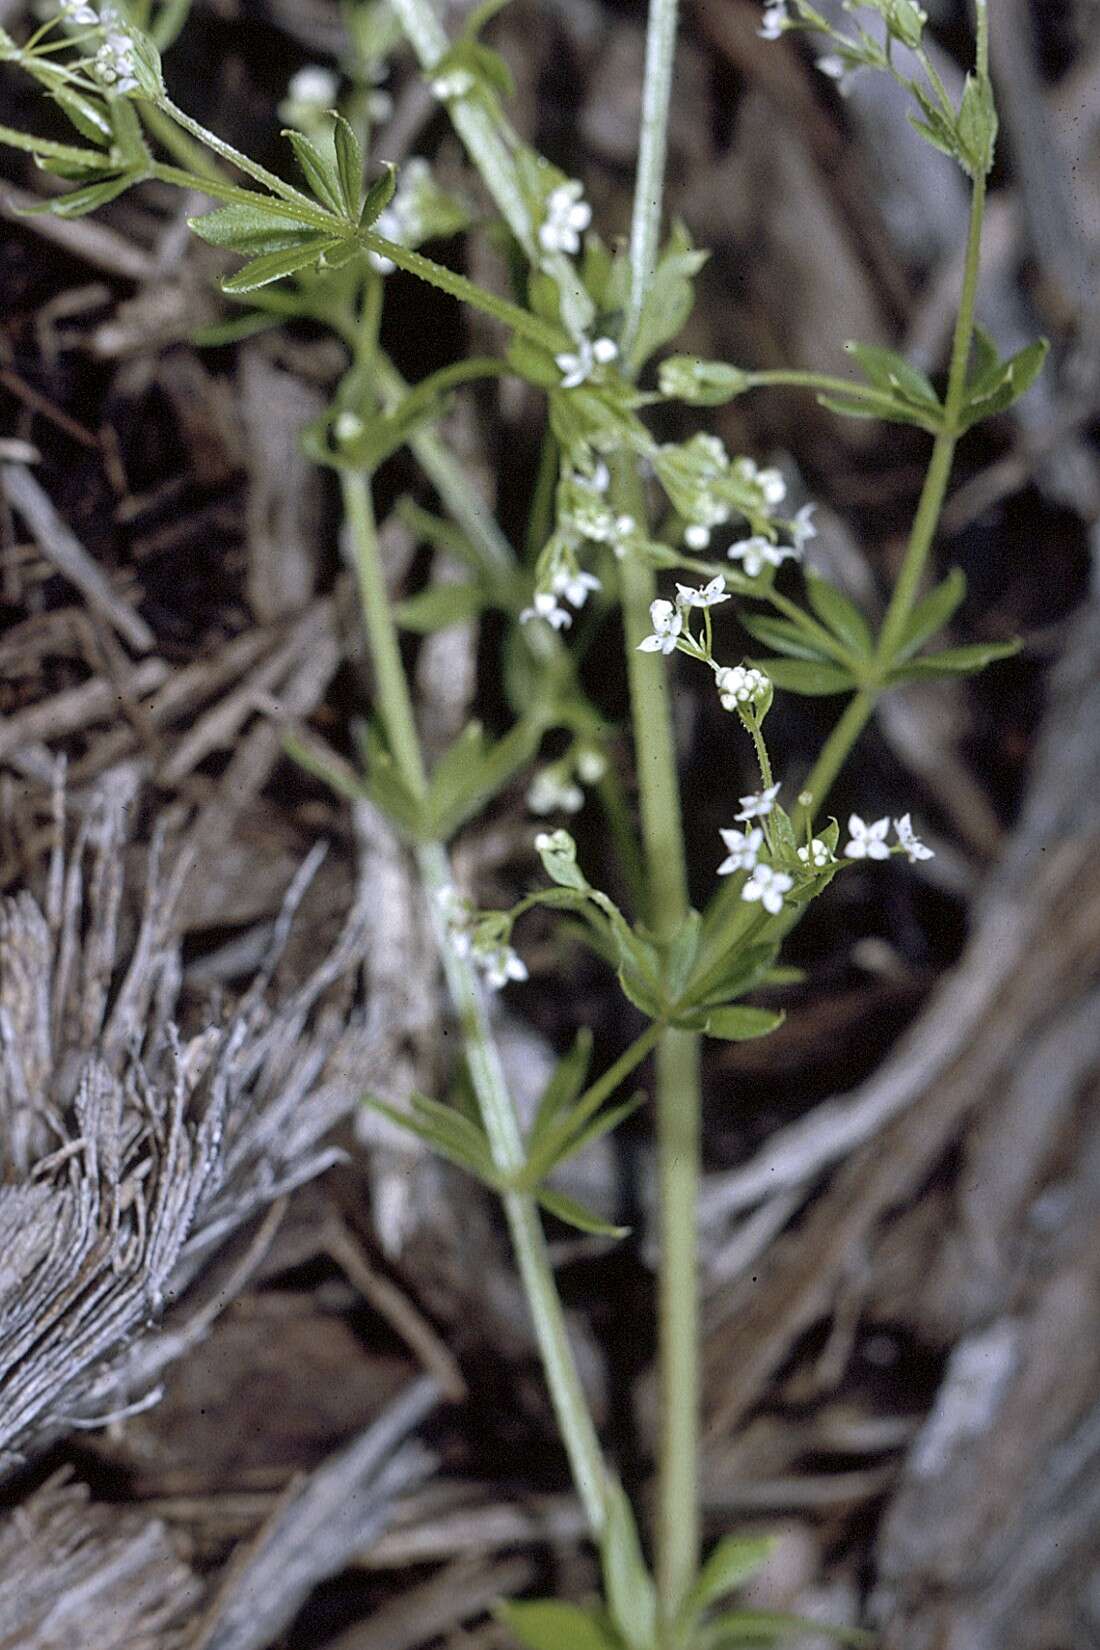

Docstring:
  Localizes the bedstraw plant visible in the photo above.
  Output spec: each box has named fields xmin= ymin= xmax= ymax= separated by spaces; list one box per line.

xmin=0 ymin=0 xmax=1043 ymax=1642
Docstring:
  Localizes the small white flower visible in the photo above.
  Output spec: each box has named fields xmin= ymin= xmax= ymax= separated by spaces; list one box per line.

xmin=756 ymin=466 xmax=787 ymax=506
xmin=758 ymin=1 xmax=789 ymax=39
xmin=93 ymin=30 xmax=138 ymax=93
xmin=844 ymin=814 xmax=891 ymax=860
xmin=535 ymin=828 xmax=574 ymax=856
xmin=894 ymin=813 xmax=934 ymax=863
xmin=588 ymin=460 xmax=611 ymax=494
xmin=575 ymin=747 xmax=607 ymax=784
xmin=527 ymin=768 xmax=584 ymax=816
xmin=539 ymin=179 xmax=592 ymax=255
xmin=60 ymin=0 xmax=99 ymax=22
xmin=675 ymin=575 xmax=729 ymax=610
xmin=727 ymin=535 xmax=798 ymax=578
xmin=552 ymin=567 xmax=602 ymax=609
xmin=431 ymin=67 xmax=475 ymax=99
xmin=287 ymin=64 xmax=339 ymax=107
xmin=716 ymin=665 xmax=769 ymax=710
xmin=478 ymin=944 xmax=529 ymax=990
xmin=791 ymin=502 xmax=817 ymax=550
xmin=637 ymin=598 xmax=683 ymax=655
xmin=520 ymin=590 xmax=572 ymax=630
xmin=592 ymin=336 xmax=619 ymax=365
xmin=717 ymin=826 xmax=764 ymax=875
xmin=741 ymin=863 xmax=794 ymax=914
xmin=334 ymin=411 xmax=365 ymax=443
xmin=735 ymin=782 xmax=782 ymax=822
xmin=817 ymin=54 xmax=846 ymax=79
xmin=797 ymin=837 xmax=833 ymax=868
xmin=684 ymin=523 xmax=712 ymax=551
xmin=555 ymin=337 xmax=594 ymax=389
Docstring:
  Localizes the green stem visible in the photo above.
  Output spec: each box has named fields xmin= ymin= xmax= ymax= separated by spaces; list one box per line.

xmin=616 ymin=462 xmax=700 ymax=1619
xmin=741 ymin=369 xmax=942 ymax=433
xmin=342 ymin=468 xmax=609 ymax=1541
xmin=623 ymin=0 xmax=679 ymax=366
xmin=796 ymin=141 xmax=988 ymax=827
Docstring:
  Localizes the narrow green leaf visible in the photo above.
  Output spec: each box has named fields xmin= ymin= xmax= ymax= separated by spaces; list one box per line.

xmin=537 ymin=1188 xmax=630 ymax=1240
xmin=844 ymin=341 xmax=939 ymax=408
xmin=332 ymin=113 xmax=362 ymax=217
xmin=282 ymin=128 xmax=344 ymax=213
xmin=36 ymin=173 xmax=136 ymax=218
xmin=895 ymin=567 xmax=966 ymax=661
xmin=698 ymin=1608 xmax=873 ymax=1648
xmin=360 ymin=162 xmax=397 ymax=227
xmin=222 ymin=238 xmax=344 ymax=292
xmin=0 ymin=119 xmax=106 ymax=167
xmin=739 ymin=613 xmax=834 ymax=664
xmin=680 ymin=1537 xmax=775 ymax=1626
xmin=704 ymin=1006 xmax=785 ymax=1042
xmin=886 ymin=638 xmax=1020 ymax=683
xmin=751 ymin=658 xmax=855 ymax=696
xmin=496 ymin=1599 xmax=622 ymax=1650
xmin=816 ymin=392 xmax=941 ymax=432
xmin=51 ymin=86 xmax=113 ymax=145
xmin=685 ymin=943 xmax=779 ymax=1015
xmin=803 ymin=571 xmax=873 ymax=657
xmin=395 ymin=582 xmax=491 ymax=632
xmin=529 ymin=1029 xmax=594 ymax=1147
xmin=665 ymin=907 xmax=702 ymax=1001
xmin=601 ymin=1481 xmax=658 ymax=1650
xmin=553 ymin=1091 xmax=647 ymax=1167
xmin=363 ymin=1095 xmax=497 ymax=1182
xmin=188 ymin=201 xmax=320 ymax=254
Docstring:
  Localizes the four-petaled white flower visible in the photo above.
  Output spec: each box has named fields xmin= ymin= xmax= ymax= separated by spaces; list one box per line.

xmin=675 ymin=575 xmax=729 ymax=609
xmin=555 ymin=335 xmax=617 ymax=389
xmin=844 ymin=814 xmax=891 ymax=859
xmin=894 ymin=813 xmax=934 ymax=863
xmin=756 ymin=466 xmax=787 ymax=506
xmin=287 ymin=64 xmax=339 ymax=106
xmin=93 ymin=30 xmax=138 ymax=92
xmin=552 ymin=567 xmax=602 ymax=609
xmin=716 ymin=665 xmax=769 ymax=710
xmin=758 ymin=1 xmax=789 ymax=39
xmin=727 ymin=535 xmax=798 ymax=578
xmin=478 ymin=944 xmax=529 ymax=990
xmin=520 ymin=590 xmax=572 ymax=630
xmin=798 ymin=837 xmax=832 ymax=868
xmin=60 ymin=0 xmax=99 ymax=21
xmin=741 ymin=863 xmax=793 ymax=914
xmin=735 ymin=782 xmax=781 ymax=821
xmin=637 ymin=599 xmax=683 ymax=655
xmin=791 ymin=502 xmax=817 ymax=550
xmin=717 ymin=826 xmax=764 ymax=876
xmin=539 ymin=180 xmax=593 ymax=255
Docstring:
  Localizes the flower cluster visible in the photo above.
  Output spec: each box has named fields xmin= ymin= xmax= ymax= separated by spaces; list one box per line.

xmin=716 ymin=665 xmax=769 ymax=710
xmin=845 ymin=812 xmax=933 ymax=863
xmin=526 ymin=745 xmax=606 ymax=818
xmin=92 ymin=22 xmax=137 ymax=93
xmin=539 ymin=179 xmax=592 ymax=256
xmin=520 ymin=542 xmax=603 ymax=632
xmin=555 ymin=333 xmax=619 ymax=390
xmin=436 ymin=885 xmax=527 ymax=990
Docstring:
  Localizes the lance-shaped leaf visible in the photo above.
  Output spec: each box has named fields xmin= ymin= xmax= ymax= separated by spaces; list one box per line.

xmin=894 ymin=567 xmax=966 ymax=661
xmin=282 ymin=128 xmax=344 ymax=213
xmin=885 ymin=638 xmax=1020 ymax=684
xmin=844 ymin=340 xmax=940 ymax=410
xmin=360 ymin=162 xmax=397 ymax=227
xmin=749 ymin=658 xmax=856 ymax=696
xmin=803 ymin=570 xmax=874 ymax=658
xmin=189 ymin=201 xmax=323 ymax=255
xmin=679 ymin=1536 xmax=775 ymax=1627
xmin=331 ymin=113 xmax=362 ymax=217
xmin=496 ymin=1599 xmax=623 ymax=1650
xmin=739 ymin=613 xmax=838 ymax=664
xmin=536 ymin=1188 xmax=629 ymax=1240
xmin=221 ymin=237 xmax=347 ymax=292
xmin=703 ymin=1005 xmax=785 ymax=1041
xmin=601 ymin=1481 xmax=658 ymax=1650
xmin=363 ymin=1092 xmax=500 ymax=1186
